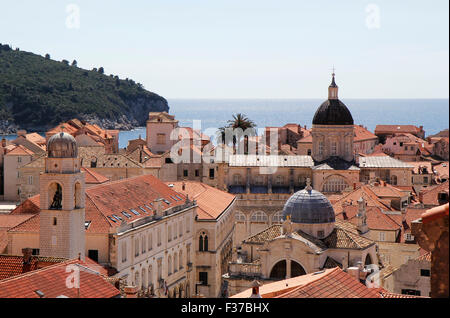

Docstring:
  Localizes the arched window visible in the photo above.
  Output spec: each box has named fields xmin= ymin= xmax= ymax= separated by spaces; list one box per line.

xmin=179 ymin=250 xmax=183 ymax=269
xmin=272 ymin=211 xmax=284 ymax=223
xmin=235 ymin=211 xmax=246 ymax=222
xmin=250 ymin=211 xmax=268 ymax=223
xmin=48 ymin=182 xmax=63 ymax=210
xmin=322 ymin=175 xmax=349 ymax=193
xmin=199 ymin=232 xmax=208 ymax=252
xmin=74 ymin=182 xmax=82 ymax=209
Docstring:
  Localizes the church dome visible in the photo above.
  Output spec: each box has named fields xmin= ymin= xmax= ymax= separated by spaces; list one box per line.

xmin=312 ymin=73 xmax=354 ymax=125
xmin=47 ymin=132 xmax=78 ymax=158
xmin=312 ymin=99 xmax=354 ymax=125
xmin=282 ymin=187 xmax=335 ymax=224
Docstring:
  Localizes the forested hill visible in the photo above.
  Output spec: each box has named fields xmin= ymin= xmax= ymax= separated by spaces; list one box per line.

xmin=0 ymin=44 xmax=169 ymax=133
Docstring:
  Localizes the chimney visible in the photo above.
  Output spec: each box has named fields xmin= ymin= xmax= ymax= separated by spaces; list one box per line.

xmin=182 ymin=181 xmax=186 ymax=191
xmin=153 ymin=198 xmax=163 ymax=219
xmin=123 ymin=286 xmax=138 ymax=298
xmin=22 ymin=247 xmax=33 ymax=264
xmin=249 ymin=280 xmax=262 ymax=298
xmin=347 ymin=267 xmax=360 ymax=281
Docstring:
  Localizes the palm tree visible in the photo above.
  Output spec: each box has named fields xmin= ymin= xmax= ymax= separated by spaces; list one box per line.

xmin=218 ymin=113 xmax=257 ymax=154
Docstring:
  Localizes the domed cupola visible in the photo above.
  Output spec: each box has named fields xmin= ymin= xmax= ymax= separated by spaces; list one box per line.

xmin=312 ymin=72 xmax=354 ymax=126
xmin=47 ymin=132 xmax=78 ymax=158
xmin=282 ymin=179 xmax=335 ymax=238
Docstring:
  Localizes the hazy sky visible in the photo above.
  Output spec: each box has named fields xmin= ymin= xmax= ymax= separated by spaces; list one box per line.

xmin=1 ymin=0 xmax=448 ymax=98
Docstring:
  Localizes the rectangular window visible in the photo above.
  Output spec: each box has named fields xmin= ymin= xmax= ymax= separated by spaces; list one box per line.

xmin=18 ymin=157 xmax=22 ymax=163
xmin=121 ymin=242 xmax=127 ymax=262
xmin=379 ymin=232 xmax=385 ymax=242
xmin=423 ymin=176 xmax=428 ymax=183
xmin=183 ymin=170 xmax=188 ymax=177
xmin=28 ymin=175 xmax=33 ymax=185
xmin=199 ymin=272 xmax=208 ymax=286
xmin=32 ymin=248 xmax=40 ymax=256
xmin=157 ymin=228 xmax=162 ymax=246
xmin=157 ymin=133 xmax=166 ymax=145
xmin=420 ymin=269 xmax=430 ymax=277
xmin=88 ymin=250 xmax=99 ymax=262
xmin=319 ymin=141 xmax=324 ymax=155
xmin=195 ymin=169 xmax=199 ymax=177
xmin=331 ymin=141 xmax=337 ymax=156
xmin=209 ymin=168 xmax=215 ymax=179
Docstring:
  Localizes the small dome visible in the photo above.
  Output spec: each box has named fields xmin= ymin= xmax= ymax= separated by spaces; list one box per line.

xmin=312 ymin=99 xmax=354 ymax=125
xmin=47 ymin=132 xmax=78 ymax=158
xmin=282 ymin=188 xmax=335 ymax=224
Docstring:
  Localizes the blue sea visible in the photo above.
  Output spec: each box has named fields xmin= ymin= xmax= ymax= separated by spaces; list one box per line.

xmin=2 ymin=99 xmax=449 ymax=149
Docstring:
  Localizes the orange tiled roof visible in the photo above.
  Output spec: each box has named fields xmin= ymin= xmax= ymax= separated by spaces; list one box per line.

xmin=337 ymin=206 xmax=401 ymax=231
xmin=419 ymin=181 xmax=449 ymax=206
xmin=353 ymin=125 xmax=378 ymax=142
xmin=231 ymin=268 xmax=381 ymax=298
xmin=0 ymin=231 xmax=8 ymax=253
xmin=9 ymin=175 xmax=188 ymax=234
xmin=81 ymin=167 xmax=109 ymax=184
xmin=0 ymin=254 xmax=66 ymax=281
xmin=0 ymin=214 xmax=36 ymax=229
xmin=167 ymin=181 xmax=235 ymax=220
xmin=333 ymin=185 xmax=393 ymax=214
xmin=0 ymin=258 xmax=120 ymax=298
xmin=375 ymin=125 xmax=423 ymax=135
xmin=5 ymin=144 xmax=34 ymax=156
xmin=416 ymin=251 xmax=432 ymax=262
xmin=274 ymin=268 xmax=381 ymax=298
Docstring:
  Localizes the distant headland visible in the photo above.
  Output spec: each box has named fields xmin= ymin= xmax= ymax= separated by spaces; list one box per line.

xmin=0 ymin=44 xmax=169 ymax=134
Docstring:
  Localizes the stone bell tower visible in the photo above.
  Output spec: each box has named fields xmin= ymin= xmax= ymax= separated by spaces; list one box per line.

xmin=39 ymin=132 xmax=86 ymax=260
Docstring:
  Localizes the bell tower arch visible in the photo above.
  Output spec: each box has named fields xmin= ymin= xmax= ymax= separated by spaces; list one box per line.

xmin=39 ymin=132 xmax=86 ymax=260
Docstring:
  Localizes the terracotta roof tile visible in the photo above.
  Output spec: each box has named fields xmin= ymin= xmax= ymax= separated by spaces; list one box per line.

xmin=166 ymin=181 xmax=235 ymax=220
xmin=0 ymin=214 xmax=36 ymax=229
xmin=5 ymin=144 xmax=35 ymax=156
xmin=81 ymin=167 xmax=109 ymax=184
xmin=0 ymin=254 xmax=66 ymax=281
xmin=353 ymin=125 xmax=378 ymax=142
xmin=0 ymin=258 xmax=120 ymax=298
xmin=232 ymin=268 xmax=381 ymax=298
xmin=244 ymin=225 xmax=283 ymax=244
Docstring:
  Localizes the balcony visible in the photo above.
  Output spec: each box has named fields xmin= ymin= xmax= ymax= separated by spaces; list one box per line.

xmin=228 ymin=261 xmax=262 ymax=278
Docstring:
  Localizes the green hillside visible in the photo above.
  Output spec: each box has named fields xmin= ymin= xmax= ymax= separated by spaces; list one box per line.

xmin=0 ymin=44 xmax=168 ymax=132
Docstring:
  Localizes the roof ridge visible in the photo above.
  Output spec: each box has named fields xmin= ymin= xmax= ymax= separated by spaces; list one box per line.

xmin=8 ymin=213 xmax=39 ymax=232
xmin=0 ymin=258 xmax=77 ymax=283
xmin=275 ymin=268 xmax=340 ymax=297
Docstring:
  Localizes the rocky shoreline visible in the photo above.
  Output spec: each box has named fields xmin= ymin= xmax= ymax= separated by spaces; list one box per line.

xmin=0 ymin=115 xmax=141 ymax=135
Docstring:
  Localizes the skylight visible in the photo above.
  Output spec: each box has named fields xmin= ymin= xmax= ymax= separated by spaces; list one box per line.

xmin=122 ymin=211 xmax=132 ymax=218
xmin=139 ymin=206 xmax=148 ymax=214
xmin=130 ymin=209 xmax=140 ymax=215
